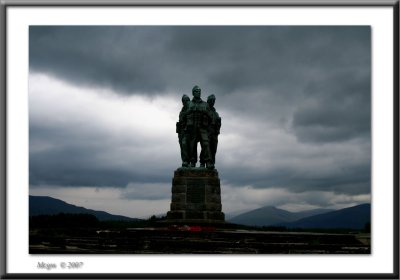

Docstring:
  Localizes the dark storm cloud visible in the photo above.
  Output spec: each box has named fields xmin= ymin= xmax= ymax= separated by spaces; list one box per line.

xmin=29 ymin=119 xmax=174 ymax=188
xmin=222 ymin=163 xmax=370 ymax=195
xmin=30 ymin=26 xmax=179 ymax=93
xmin=29 ymin=26 xmax=371 ymax=200
xmin=29 ymin=26 xmax=370 ymax=95
xmin=292 ymin=68 xmax=371 ymax=143
xmin=30 ymin=25 xmax=370 ymax=140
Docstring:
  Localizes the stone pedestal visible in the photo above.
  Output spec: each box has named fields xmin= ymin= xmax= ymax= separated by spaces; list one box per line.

xmin=167 ymin=168 xmax=225 ymax=224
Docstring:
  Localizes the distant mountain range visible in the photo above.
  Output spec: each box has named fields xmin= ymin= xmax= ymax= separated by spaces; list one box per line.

xmin=229 ymin=204 xmax=370 ymax=229
xmin=29 ymin=195 xmax=141 ymax=221
xmin=278 ymin=204 xmax=371 ymax=229
xmin=229 ymin=206 xmax=333 ymax=227
xmin=30 ymin=195 xmax=370 ymax=229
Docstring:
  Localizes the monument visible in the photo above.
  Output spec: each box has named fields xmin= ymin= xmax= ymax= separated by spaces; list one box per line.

xmin=167 ymin=86 xmax=225 ymax=224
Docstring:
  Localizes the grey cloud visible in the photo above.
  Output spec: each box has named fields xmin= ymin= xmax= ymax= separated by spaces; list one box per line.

xmin=221 ymin=163 xmax=370 ymax=196
xmin=121 ymin=183 xmax=170 ymax=200
xmin=29 ymin=26 xmax=370 ymax=97
xmin=29 ymin=26 xmax=371 ymax=204
xmin=30 ymin=26 xmax=371 ymax=142
xmin=30 ymin=26 xmax=171 ymax=93
xmin=292 ymin=69 xmax=371 ymax=143
xmin=29 ymin=121 xmax=175 ymax=188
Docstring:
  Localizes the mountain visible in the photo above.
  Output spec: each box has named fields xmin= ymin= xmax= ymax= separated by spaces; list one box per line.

xmin=29 ymin=195 xmax=140 ymax=221
xmin=228 ymin=206 xmax=333 ymax=227
xmin=279 ymin=204 xmax=371 ymax=229
xmin=224 ymin=208 xmax=253 ymax=220
xmin=295 ymin=208 xmax=334 ymax=219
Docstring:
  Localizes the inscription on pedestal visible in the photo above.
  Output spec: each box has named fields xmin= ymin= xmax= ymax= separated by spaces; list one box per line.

xmin=186 ymin=181 xmax=205 ymax=203
xmin=167 ymin=168 xmax=225 ymax=223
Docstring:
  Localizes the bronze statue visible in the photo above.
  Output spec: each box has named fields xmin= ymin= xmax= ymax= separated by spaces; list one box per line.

xmin=178 ymin=86 xmax=217 ymax=170
xmin=200 ymin=94 xmax=221 ymax=167
xmin=176 ymin=94 xmax=191 ymax=167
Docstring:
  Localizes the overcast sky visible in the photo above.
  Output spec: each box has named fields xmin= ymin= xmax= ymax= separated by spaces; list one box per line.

xmin=29 ymin=26 xmax=371 ymax=218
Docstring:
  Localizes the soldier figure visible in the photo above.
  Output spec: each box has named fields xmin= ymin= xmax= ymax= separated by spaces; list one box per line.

xmin=177 ymin=94 xmax=191 ymax=167
xmin=199 ymin=94 xmax=221 ymax=168
xmin=186 ymin=86 xmax=214 ymax=170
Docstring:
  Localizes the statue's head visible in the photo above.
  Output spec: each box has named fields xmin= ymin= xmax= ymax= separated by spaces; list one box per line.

xmin=182 ymin=94 xmax=190 ymax=105
xmin=192 ymin=85 xmax=201 ymax=99
xmin=207 ymin=94 xmax=216 ymax=107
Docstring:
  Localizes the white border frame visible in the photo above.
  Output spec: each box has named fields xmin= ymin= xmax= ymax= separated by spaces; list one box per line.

xmin=2 ymin=3 xmax=398 ymax=277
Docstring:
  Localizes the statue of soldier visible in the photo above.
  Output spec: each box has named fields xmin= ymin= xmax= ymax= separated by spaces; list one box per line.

xmin=186 ymin=85 xmax=214 ymax=169
xmin=176 ymin=94 xmax=191 ymax=167
xmin=200 ymin=94 xmax=221 ymax=168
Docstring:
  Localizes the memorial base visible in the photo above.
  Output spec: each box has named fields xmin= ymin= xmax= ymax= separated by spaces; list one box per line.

xmin=167 ymin=168 xmax=225 ymax=224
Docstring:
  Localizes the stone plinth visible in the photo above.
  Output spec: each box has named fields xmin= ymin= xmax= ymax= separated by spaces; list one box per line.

xmin=167 ymin=168 xmax=225 ymax=224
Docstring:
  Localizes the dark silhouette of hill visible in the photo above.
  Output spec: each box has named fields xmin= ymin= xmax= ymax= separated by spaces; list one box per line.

xmin=29 ymin=195 xmax=141 ymax=221
xmin=228 ymin=205 xmax=332 ymax=227
xmin=279 ymin=204 xmax=371 ymax=229
xmin=295 ymin=208 xmax=334 ymax=218
xmin=30 ymin=213 xmax=100 ymax=228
